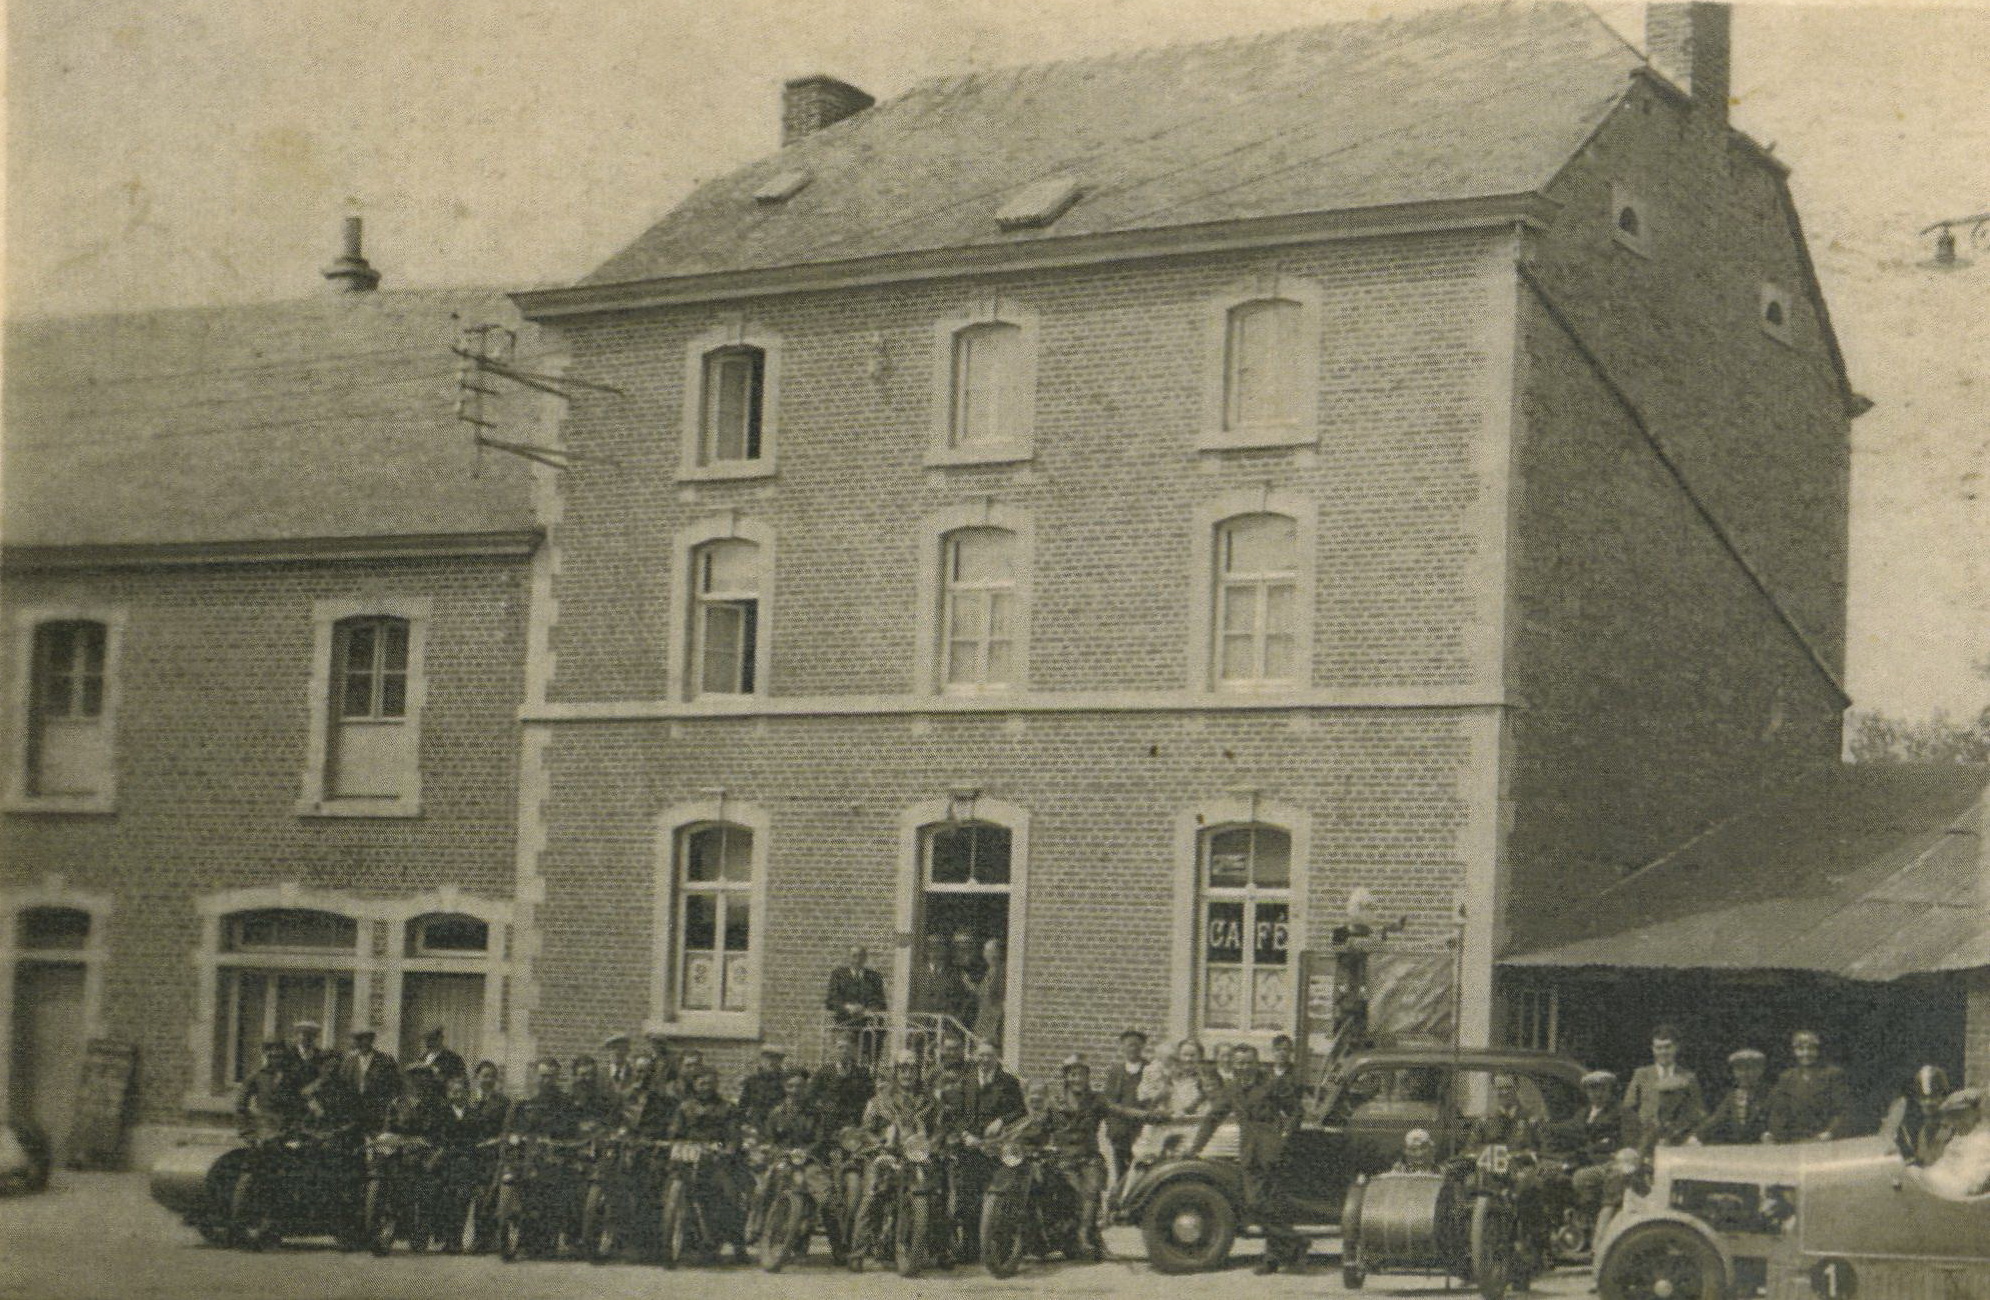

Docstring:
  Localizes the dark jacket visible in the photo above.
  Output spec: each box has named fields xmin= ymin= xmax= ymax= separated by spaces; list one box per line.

xmin=237 ymin=1064 xmax=307 ymax=1138
xmin=965 ymin=1067 xmax=1027 ymax=1135
xmin=809 ymin=1061 xmax=876 ymax=1132
xmin=1569 ymin=1100 xmax=1630 ymax=1163
xmin=342 ymin=1050 xmax=403 ymax=1133
xmin=1102 ymin=1061 xmax=1148 ymax=1144
xmin=1623 ymin=1066 xmax=1707 ymax=1151
xmin=1469 ymin=1106 xmax=1543 ymax=1154
xmin=1767 ymin=1064 xmax=1855 ymax=1142
xmin=416 ymin=1046 xmax=468 ymax=1085
xmin=671 ymin=1094 xmax=739 ymax=1143
xmin=1695 ymin=1088 xmax=1770 ymax=1146
xmin=1191 ymin=1072 xmax=1300 ymax=1171
xmin=738 ymin=1069 xmax=788 ymax=1130
xmin=503 ymin=1090 xmax=578 ymax=1139
xmin=763 ymin=1098 xmax=829 ymax=1150
xmin=825 ymin=965 xmax=886 ymax=1024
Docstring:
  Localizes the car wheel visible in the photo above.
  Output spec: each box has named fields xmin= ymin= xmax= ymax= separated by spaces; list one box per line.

xmin=1141 ymin=1181 xmax=1236 ymax=1275
xmin=1599 ymin=1224 xmax=1725 ymax=1300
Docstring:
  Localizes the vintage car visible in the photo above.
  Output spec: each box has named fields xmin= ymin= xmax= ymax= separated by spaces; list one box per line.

xmin=1120 ymin=1046 xmax=1587 ymax=1273
xmin=1596 ymin=1137 xmax=1990 ymax=1300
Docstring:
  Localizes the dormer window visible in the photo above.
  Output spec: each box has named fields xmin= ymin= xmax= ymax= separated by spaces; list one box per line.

xmin=995 ymin=177 xmax=1082 ymax=231
xmin=1759 ymin=283 xmax=1793 ymax=344
xmin=1611 ymin=184 xmax=1651 ymax=256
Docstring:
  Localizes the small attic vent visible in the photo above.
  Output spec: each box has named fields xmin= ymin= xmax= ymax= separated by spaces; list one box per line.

xmin=754 ymin=171 xmax=812 ymax=205
xmin=996 ymin=177 xmax=1083 ymax=231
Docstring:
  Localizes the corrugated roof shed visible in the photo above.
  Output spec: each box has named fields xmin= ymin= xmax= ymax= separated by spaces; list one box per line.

xmin=2 ymin=289 xmax=539 ymax=548
xmin=583 ymin=2 xmax=1645 ymax=287
xmin=1504 ymin=765 xmax=1990 ymax=980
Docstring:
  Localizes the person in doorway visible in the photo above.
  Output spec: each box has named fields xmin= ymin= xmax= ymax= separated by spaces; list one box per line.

xmin=970 ymin=937 xmax=1006 ymax=1047
xmin=417 ymin=1026 xmax=468 ymax=1086
xmin=1767 ymin=1029 xmax=1855 ymax=1142
xmin=825 ymin=945 xmax=887 ymax=1034
xmin=1695 ymin=1049 xmax=1772 ymax=1145
xmin=1621 ymin=1024 xmax=1706 ymax=1153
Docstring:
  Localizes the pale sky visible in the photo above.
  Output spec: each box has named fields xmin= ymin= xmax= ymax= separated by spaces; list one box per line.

xmin=6 ymin=0 xmax=1987 ymax=720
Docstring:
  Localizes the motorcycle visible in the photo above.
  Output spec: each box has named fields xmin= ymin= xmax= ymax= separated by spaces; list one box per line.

xmin=885 ymin=1131 xmax=952 ymax=1278
xmin=657 ymin=1138 xmax=747 ymax=1266
xmin=578 ymin=1133 xmax=667 ymax=1265
xmin=363 ymin=1130 xmax=437 ymax=1255
xmin=978 ymin=1137 xmax=1089 ymax=1277
xmin=758 ymin=1143 xmax=844 ymax=1271
xmin=225 ymin=1126 xmax=368 ymax=1251
xmin=1341 ymin=1144 xmax=1526 ymax=1300
xmin=492 ymin=1134 xmax=586 ymax=1262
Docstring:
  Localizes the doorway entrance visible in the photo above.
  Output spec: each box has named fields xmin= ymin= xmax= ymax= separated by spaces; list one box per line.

xmin=909 ymin=820 xmax=1013 ymax=1047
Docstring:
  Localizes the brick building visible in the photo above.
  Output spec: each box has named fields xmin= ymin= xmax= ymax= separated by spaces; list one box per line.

xmin=507 ymin=2 xmax=1885 ymax=1090
xmin=0 ymin=238 xmax=554 ymax=1162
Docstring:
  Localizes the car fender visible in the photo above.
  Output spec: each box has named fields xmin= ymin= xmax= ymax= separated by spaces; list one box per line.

xmin=1594 ymin=1206 xmax=1731 ymax=1291
xmin=1120 ymin=1158 xmax=1245 ymax=1222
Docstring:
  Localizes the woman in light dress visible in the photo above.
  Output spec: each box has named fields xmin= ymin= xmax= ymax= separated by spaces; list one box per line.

xmin=1119 ymin=1038 xmax=1217 ymax=1197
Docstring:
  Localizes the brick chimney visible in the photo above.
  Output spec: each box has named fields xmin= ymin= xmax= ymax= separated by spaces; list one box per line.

xmin=781 ymin=75 xmax=874 ymax=146
xmin=1646 ymin=3 xmax=1730 ymax=125
xmin=321 ymin=216 xmax=381 ymax=293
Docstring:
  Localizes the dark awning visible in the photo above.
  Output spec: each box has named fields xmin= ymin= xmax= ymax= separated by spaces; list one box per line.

xmin=1502 ymin=765 xmax=1989 ymax=982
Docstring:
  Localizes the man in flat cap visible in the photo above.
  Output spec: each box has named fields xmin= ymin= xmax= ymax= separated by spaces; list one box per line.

xmin=342 ymin=1028 xmax=402 ymax=1135
xmin=1100 ymin=1029 xmax=1149 ymax=1197
xmin=417 ymin=1026 xmax=467 ymax=1086
xmin=1921 ymin=1090 xmax=1990 ymax=1198
xmin=1562 ymin=1071 xmax=1630 ymax=1241
xmin=1696 ymin=1049 xmax=1771 ymax=1145
xmin=1767 ymin=1030 xmax=1854 ymax=1142
xmin=601 ymin=1033 xmax=636 ymax=1094
xmin=738 ymin=1045 xmax=789 ymax=1133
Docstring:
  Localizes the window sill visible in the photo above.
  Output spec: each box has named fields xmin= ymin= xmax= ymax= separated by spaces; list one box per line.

xmin=924 ymin=444 xmax=1033 ymax=468
xmin=680 ymin=693 xmax=767 ymax=712
xmin=296 ymin=796 xmax=422 ymax=819
xmin=679 ymin=460 xmax=777 ymax=483
xmin=666 ymin=1012 xmax=762 ymax=1041
xmin=4 ymin=792 xmax=116 ymax=815
xmin=1196 ymin=427 xmax=1316 ymax=453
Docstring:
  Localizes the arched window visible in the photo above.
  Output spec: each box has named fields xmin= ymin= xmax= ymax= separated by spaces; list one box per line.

xmin=690 ymin=539 xmax=762 ymax=697
xmin=672 ymin=823 xmax=755 ymax=1015
xmin=1195 ymin=824 xmax=1292 ymax=1035
xmin=699 ymin=345 xmax=765 ymax=465
xmin=213 ymin=907 xmax=359 ymax=1087
xmin=940 ymin=528 xmax=1018 ymax=690
xmin=1214 ymin=514 xmax=1299 ymax=686
xmin=1223 ymin=298 xmax=1304 ymax=431
xmin=24 ymin=619 xmax=111 ymax=799
xmin=949 ymin=322 xmax=1025 ymax=450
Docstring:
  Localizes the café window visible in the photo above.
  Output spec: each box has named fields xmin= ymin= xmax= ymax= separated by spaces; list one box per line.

xmin=672 ymin=823 xmax=756 ymax=1017
xmin=1195 ymin=824 xmax=1293 ymax=1035
xmin=212 ymin=908 xmax=359 ymax=1089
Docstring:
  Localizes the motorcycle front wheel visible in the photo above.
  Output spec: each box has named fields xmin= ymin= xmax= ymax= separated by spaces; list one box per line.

xmin=364 ymin=1179 xmax=395 ymax=1256
xmin=762 ymin=1188 xmax=807 ymax=1273
xmin=658 ymin=1177 xmax=687 ymax=1268
xmin=496 ymin=1185 xmax=524 ymax=1263
xmin=895 ymin=1193 xmax=929 ymax=1278
xmin=581 ymin=1184 xmax=613 ymax=1265
xmin=978 ymin=1191 xmax=1026 ymax=1279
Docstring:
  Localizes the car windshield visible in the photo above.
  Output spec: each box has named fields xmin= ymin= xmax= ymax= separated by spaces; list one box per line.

xmin=1328 ymin=1065 xmax=1444 ymax=1126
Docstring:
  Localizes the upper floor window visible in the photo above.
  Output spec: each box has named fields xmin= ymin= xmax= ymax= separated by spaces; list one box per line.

xmin=25 ymin=620 xmax=110 ymax=799
xmin=940 ymin=528 xmax=1018 ymax=691
xmin=1195 ymin=824 xmax=1293 ymax=1036
xmin=1224 ymin=298 xmax=1304 ymax=432
xmin=1200 ymin=282 xmax=1321 ymax=450
xmin=299 ymin=600 xmax=426 ymax=818
xmin=929 ymin=302 xmax=1037 ymax=465
xmin=1214 ymin=514 xmax=1299 ymax=687
xmin=699 ymin=345 xmax=765 ymax=465
xmin=680 ymin=322 xmax=781 ymax=480
xmin=692 ymin=539 xmax=761 ymax=697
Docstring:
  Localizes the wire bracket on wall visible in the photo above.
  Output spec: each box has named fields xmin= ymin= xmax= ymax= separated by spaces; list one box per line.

xmin=452 ymin=322 xmax=623 ymax=470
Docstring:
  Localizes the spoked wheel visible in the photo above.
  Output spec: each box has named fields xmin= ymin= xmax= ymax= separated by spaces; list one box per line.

xmin=978 ymin=1192 xmax=1025 ymax=1279
xmin=365 ymin=1180 xmax=395 ymax=1256
xmin=1598 ymin=1224 xmax=1725 ymax=1300
xmin=496 ymin=1186 xmax=524 ymax=1263
xmin=762 ymin=1189 xmax=805 ymax=1273
xmin=1471 ymin=1197 xmax=1514 ymax=1300
xmin=659 ymin=1178 xmax=688 ymax=1268
xmin=896 ymin=1194 xmax=929 ymax=1278
xmin=228 ymin=1172 xmax=274 ymax=1251
xmin=581 ymin=1185 xmax=613 ymax=1264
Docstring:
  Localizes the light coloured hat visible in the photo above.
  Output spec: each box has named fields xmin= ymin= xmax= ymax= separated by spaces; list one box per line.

xmin=1581 ymin=1070 xmax=1616 ymax=1087
xmin=1728 ymin=1048 xmax=1767 ymax=1065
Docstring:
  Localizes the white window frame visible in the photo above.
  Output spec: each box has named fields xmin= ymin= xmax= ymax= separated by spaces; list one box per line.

xmin=0 ymin=876 xmax=114 ymax=1113
xmin=681 ymin=320 xmax=781 ymax=481
xmin=653 ymin=798 xmax=771 ymax=1039
xmin=1611 ymin=183 xmax=1652 ymax=257
xmin=1169 ymin=797 xmax=1310 ymax=1053
xmin=1199 ymin=279 xmax=1322 ymax=451
xmin=209 ymin=906 xmax=362 ymax=1098
xmin=927 ymin=298 xmax=1038 ymax=466
xmin=670 ymin=515 xmax=776 ymax=706
xmin=912 ymin=502 xmax=1035 ymax=696
xmin=5 ymin=605 xmax=125 ymax=814
xmin=185 ymin=885 xmax=511 ymax=1112
xmin=1188 ymin=489 xmax=1318 ymax=693
xmin=298 ymin=597 xmax=429 ymax=818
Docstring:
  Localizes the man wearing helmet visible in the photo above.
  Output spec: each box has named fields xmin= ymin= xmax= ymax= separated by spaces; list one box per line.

xmin=848 ymin=1051 xmax=937 ymax=1270
xmin=1041 ymin=1056 xmax=1123 ymax=1261
xmin=1882 ymin=1064 xmax=1953 ymax=1165
xmin=1395 ymin=1128 xmax=1439 ymax=1173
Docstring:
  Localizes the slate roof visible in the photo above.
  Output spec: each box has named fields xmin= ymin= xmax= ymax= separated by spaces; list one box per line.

xmin=2 ymin=289 xmax=540 ymax=549
xmin=583 ymin=2 xmax=1645 ymax=288
xmin=1503 ymin=765 xmax=1990 ymax=980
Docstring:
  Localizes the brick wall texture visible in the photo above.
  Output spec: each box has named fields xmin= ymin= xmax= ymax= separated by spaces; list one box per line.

xmin=0 ymin=556 xmax=530 ymax=1122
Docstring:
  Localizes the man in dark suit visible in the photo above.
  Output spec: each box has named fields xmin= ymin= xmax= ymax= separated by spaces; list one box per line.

xmin=737 ymin=1045 xmax=790 ymax=1133
xmin=1696 ymin=1048 xmax=1772 ymax=1145
xmin=825 ymin=945 xmax=887 ymax=1029
xmin=416 ymin=1026 xmax=468 ymax=1085
xmin=1101 ymin=1029 xmax=1149 ymax=1195
xmin=342 ymin=1028 xmax=402 ymax=1135
xmin=1187 ymin=1045 xmax=1309 ymax=1275
xmin=1767 ymin=1029 xmax=1855 ymax=1142
xmin=237 ymin=1040 xmax=307 ymax=1140
xmin=1560 ymin=1070 xmax=1631 ymax=1240
xmin=809 ymin=1028 xmax=876 ymax=1132
xmin=1622 ymin=1024 xmax=1706 ymax=1154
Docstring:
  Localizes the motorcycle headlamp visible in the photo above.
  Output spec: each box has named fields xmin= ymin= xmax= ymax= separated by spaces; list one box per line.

xmin=1611 ymin=1147 xmax=1644 ymax=1177
xmin=904 ymin=1135 xmax=932 ymax=1163
xmin=1001 ymin=1148 xmax=1025 ymax=1167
